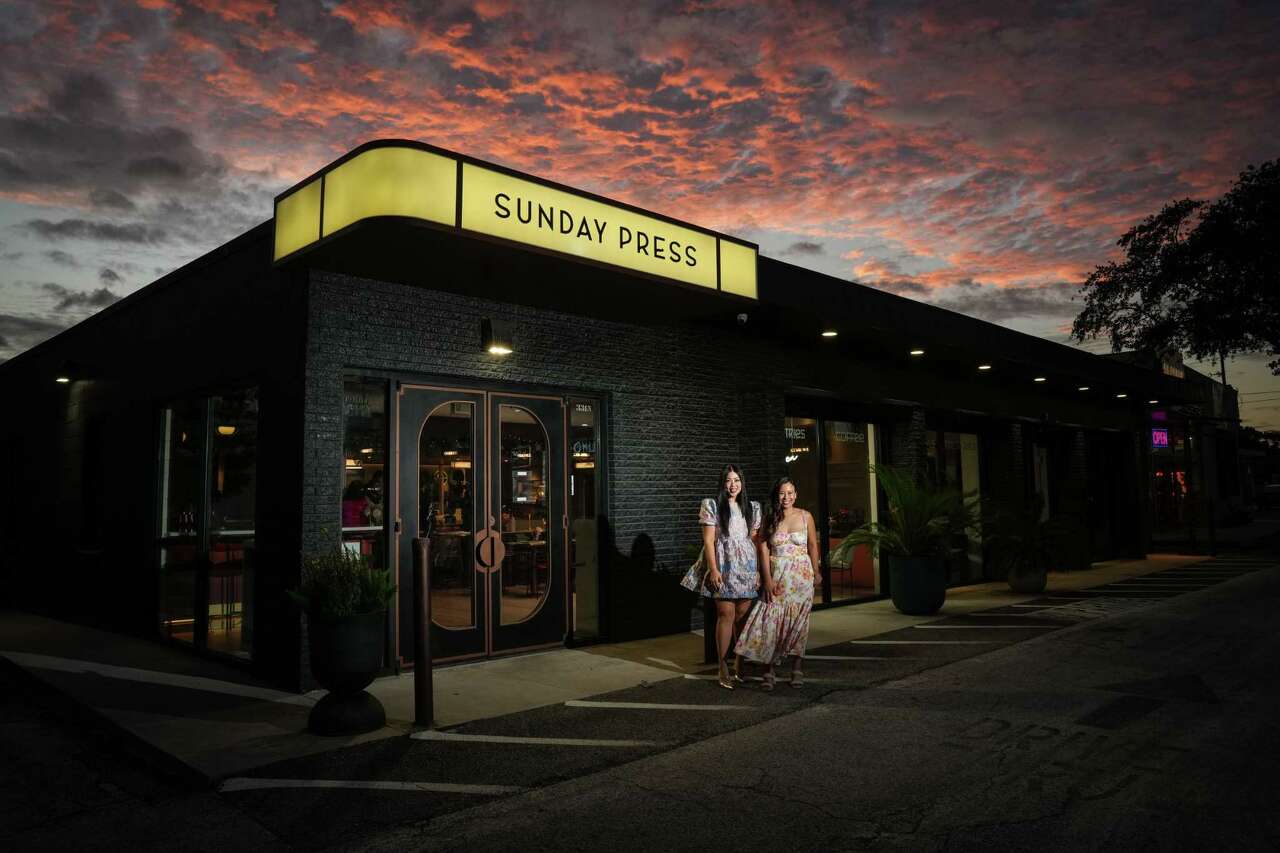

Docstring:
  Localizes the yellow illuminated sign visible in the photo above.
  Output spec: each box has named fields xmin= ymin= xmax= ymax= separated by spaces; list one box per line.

xmin=460 ymin=163 xmax=718 ymax=290
xmin=323 ymin=146 xmax=456 ymax=237
xmin=272 ymin=143 xmax=756 ymax=298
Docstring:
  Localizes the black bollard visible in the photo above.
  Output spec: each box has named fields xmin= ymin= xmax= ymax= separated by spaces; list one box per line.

xmin=412 ymin=537 xmax=434 ymax=727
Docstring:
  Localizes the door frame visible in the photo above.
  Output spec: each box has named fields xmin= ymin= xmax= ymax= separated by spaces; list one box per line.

xmin=389 ymin=374 xmax=606 ymax=663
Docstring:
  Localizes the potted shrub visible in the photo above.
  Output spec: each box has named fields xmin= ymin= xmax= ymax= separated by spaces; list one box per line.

xmin=985 ymin=495 xmax=1081 ymax=594
xmin=832 ymin=465 xmax=978 ymax=615
xmin=290 ymin=545 xmax=396 ymax=736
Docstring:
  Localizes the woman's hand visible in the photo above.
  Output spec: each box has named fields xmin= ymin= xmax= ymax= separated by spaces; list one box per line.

xmin=707 ymin=568 xmax=724 ymax=592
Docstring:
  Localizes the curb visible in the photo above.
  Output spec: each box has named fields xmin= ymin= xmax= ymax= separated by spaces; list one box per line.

xmin=0 ymin=655 xmax=213 ymax=792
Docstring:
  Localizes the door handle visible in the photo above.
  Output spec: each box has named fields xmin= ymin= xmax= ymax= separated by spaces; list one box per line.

xmin=475 ymin=518 xmax=506 ymax=573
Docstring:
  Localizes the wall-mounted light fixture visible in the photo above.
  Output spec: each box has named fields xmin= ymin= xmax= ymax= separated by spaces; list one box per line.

xmin=481 ymin=318 xmax=513 ymax=355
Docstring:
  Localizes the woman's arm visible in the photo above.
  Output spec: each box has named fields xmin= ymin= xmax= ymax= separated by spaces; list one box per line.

xmin=807 ymin=510 xmax=823 ymax=585
xmin=700 ymin=501 xmax=723 ymax=591
xmin=757 ymin=537 xmax=774 ymax=601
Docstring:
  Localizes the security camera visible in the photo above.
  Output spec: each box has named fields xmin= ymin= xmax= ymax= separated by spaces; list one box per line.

xmin=736 ymin=312 xmax=749 ymax=326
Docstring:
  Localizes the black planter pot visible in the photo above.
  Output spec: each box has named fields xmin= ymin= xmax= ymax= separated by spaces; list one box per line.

xmin=307 ymin=610 xmax=387 ymax=736
xmin=1008 ymin=568 xmax=1048 ymax=594
xmin=887 ymin=555 xmax=947 ymax=615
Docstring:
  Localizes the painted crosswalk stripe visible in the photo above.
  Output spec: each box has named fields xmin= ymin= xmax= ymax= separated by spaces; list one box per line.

xmin=565 ymin=699 xmax=752 ymax=710
xmin=410 ymin=730 xmax=662 ymax=748
xmin=218 ymin=778 xmax=523 ymax=795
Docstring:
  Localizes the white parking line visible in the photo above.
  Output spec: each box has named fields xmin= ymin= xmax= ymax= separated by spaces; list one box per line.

xmin=803 ymin=654 xmax=916 ymax=660
xmin=644 ymin=657 xmax=685 ymax=670
xmin=912 ymin=624 xmax=1056 ymax=629
xmin=218 ymin=778 xmax=523 ymax=795
xmin=683 ymin=673 xmax=835 ymax=683
xmin=565 ymin=700 xmax=751 ymax=710
xmin=1 ymin=651 xmax=316 ymax=707
xmin=849 ymin=640 xmax=1001 ymax=645
xmin=410 ymin=731 xmax=662 ymax=748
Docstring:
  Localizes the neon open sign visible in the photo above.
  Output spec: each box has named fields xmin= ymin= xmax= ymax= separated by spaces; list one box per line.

xmin=1152 ymin=428 xmax=1170 ymax=448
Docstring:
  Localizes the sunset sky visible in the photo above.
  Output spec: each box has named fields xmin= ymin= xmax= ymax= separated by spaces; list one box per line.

xmin=1 ymin=0 xmax=1277 ymax=427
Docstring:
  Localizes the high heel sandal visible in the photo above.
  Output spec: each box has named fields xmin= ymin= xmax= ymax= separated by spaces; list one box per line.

xmin=790 ymin=667 xmax=804 ymax=688
xmin=761 ymin=670 xmax=776 ymax=692
xmin=718 ymin=667 xmax=735 ymax=690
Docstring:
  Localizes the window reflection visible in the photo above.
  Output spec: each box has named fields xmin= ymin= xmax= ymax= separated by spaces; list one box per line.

xmin=499 ymin=405 xmax=550 ymax=625
xmin=824 ymin=421 xmax=877 ymax=601
xmin=159 ymin=403 xmax=201 ymax=644
xmin=420 ymin=402 xmax=476 ymax=629
xmin=208 ymin=389 xmax=257 ymax=658
xmin=341 ymin=380 xmax=387 ymax=574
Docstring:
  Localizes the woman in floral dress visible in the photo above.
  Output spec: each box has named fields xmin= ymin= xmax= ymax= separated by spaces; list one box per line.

xmin=735 ymin=477 xmax=822 ymax=689
xmin=699 ymin=464 xmax=761 ymax=689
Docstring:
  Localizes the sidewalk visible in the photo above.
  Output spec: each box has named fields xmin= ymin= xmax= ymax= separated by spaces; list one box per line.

xmin=0 ymin=553 xmax=1209 ymax=786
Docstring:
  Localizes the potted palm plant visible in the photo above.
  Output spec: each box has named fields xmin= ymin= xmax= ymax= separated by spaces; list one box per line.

xmin=290 ymin=545 xmax=396 ymax=736
xmin=985 ymin=495 xmax=1081 ymax=594
xmin=832 ymin=465 xmax=978 ymax=615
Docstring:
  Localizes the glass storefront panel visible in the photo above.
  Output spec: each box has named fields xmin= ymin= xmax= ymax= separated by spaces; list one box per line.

xmin=208 ymin=390 xmax=257 ymax=658
xmin=569 ymin=399 xmax=600 ymax=640
xmin=420 ymin=401 xmax=476 ymax=630
xmin=158 ymin=403 xmax=202 ymax=643
xmin=782 ymin=417 xmax=822 ymax=603
xmin=341 ymin=380 xmax=388 ymax=572
xmin=824 ymin=421 xmax=877 ymax=601
xmin=926 ymin=429 xmax=984 ymax=585
xmin=499 ymin=405 xmax=550 ymax=625
xmin=157 ymin=391 xmax=258 ymax=657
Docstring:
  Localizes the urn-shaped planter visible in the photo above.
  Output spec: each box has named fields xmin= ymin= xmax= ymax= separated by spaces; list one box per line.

xmin=887 ymin=555 xmax=948 ymax=616
xmin=307 ymin=610 xmax=387 ymax=736
xmin=1007 ymin=568 xmax=1048 ymax=595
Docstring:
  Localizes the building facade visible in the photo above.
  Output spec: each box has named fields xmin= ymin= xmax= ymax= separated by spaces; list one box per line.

xmin=0 ymin=140 xmax=1215 ymax=689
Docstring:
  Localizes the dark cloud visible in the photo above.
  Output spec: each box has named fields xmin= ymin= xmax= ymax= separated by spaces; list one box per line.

xmin=784 ymin=241 xmax=824 ymax=255
xmin=20 ymin=219 xmax=168 ymax=244
xmin=727 ymin=71 xmax=763 ymax=88
xmin=0 ymin=313 xmax=65 ymax=356
xmin=929 ymin=283 xmax=1077 ymax=323
xmin=89 ymin=189 xmax=136 ymax=211
xmin=44 ymin=249 xmax=79 ymax=267
xmin=40 ymin=283 xmax=122 ymax=313
xmin=98 ymin=268 xmax=121 ymax=284
xmin=508 ymin=92 xmax=560 ymax=116
xmin=870 ymin=279 xmax=930 ymax=297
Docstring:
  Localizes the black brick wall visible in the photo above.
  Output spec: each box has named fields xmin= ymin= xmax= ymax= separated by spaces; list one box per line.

xmin=302 ymin=271 xmax=790 ymax=580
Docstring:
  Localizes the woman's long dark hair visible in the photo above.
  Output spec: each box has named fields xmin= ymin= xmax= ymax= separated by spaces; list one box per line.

xmin=760 ymin=477 xmax=795 ymax=543
xmin=716 ymin=463 xmax=754 ymax=535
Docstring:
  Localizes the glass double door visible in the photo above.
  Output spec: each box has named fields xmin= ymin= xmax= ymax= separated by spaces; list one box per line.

xmin=397 ymin=385 xmax=566 ymax=662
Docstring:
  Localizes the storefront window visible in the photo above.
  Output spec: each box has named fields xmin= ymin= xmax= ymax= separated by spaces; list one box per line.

xmin=208 ymin=389 xmax=257 ymax=657
xmin=158 ymin=402 xmax=203 ymax=645
xmin=156 ymin=390 xmax=258 ymax=658
xmin=926 ymin=430 xmax=984 ymax=585
xmin=824 ymin=421 xmax=877 ymax=601
xmin=342 ymin=380 xmax=388 ymax=572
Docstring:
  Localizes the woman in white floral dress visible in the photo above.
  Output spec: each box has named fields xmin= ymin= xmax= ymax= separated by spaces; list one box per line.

xmin=700 ymin=464 xmax=761 ymax=689
xmin=735 ymin=477 xmax=822 ymax=689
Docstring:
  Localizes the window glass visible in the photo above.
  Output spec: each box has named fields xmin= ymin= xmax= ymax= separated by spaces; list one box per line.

xmin=824 ymin=421 xmax=876 ymax=601
xmin=208 ymin=389 xmax=257 ymax=658
xmin=341 ymin=380 xmax=388 ymax=573
xmin=499 ymin=405 xmax=550 ymax=625
xmin=421 ymin=401 xmax=476 ymax=629
xmin=158 ymin=403 xmax=202 ymax=644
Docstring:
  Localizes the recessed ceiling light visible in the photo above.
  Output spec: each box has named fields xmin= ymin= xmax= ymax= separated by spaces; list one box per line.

xmin=1077 ymin=386 xmax=1090 ymax=391
xmin=54 ymin=376 xmax=70 ymax=384
xmin=978 ymin=364 xmax=992 ymax=371
xmin=488 ymin=345 xmax=513 ymax=355
xmin=1034 ymin=377 xmax=1047 ymax=383
xmin=821 ymin=330 xmax=838 ymax=338
xmin=1116 ymin=393 xmax=1128 ymax=399
xmin=909 ymin=349 xmax=925 ymax=356
xmin=1148 ymin=399 xmax=1159 ymax=404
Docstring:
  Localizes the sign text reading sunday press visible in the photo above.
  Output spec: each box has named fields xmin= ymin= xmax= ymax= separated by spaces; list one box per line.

xmin=493 ymin=192 xmax=701 ymax=268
